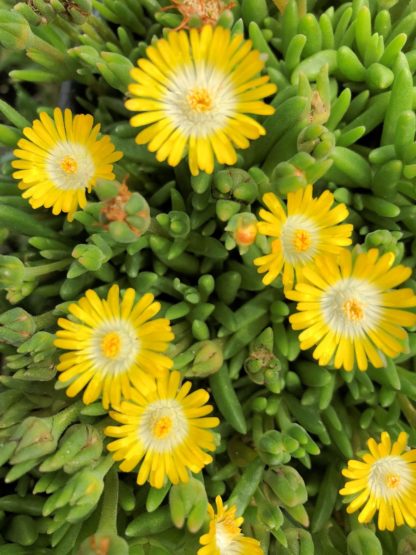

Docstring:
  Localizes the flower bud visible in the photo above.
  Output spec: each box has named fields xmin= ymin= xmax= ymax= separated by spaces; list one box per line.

xmin=100 ymin=182 xmax=151 ymax=242
xmin=162 ymin=0 xmax=235 ymax=29
xmin=10 ymin=402 xmax=81 ymax=465
xmin=0 ymin=255 xmax=25 ymax=288
xmin=309 ymin=90 xmax=330 ymax=124
xmin=347 ymin=528 xmax=383 ymax=555
xmin=297 ymin=124 xmax=335 ymax=159
xmin=40 ymin=424 xmax=102 ymax=473
xmin=72 ymin=244 xmax=106 ymax=272
xmin=271 ymin=151 xmax=332 ymax=193
xmin=365 ymin=229 xmax=404 ymax=260
xmin=183 ymin=340 xmax=224 ymax=378
xmin=94 ymin=179 xmax=120 ymax=201
xmin=43 ymin=467 xmax=105 ymax=522
xmin=0 ymin=307 xmax=36 ymax=346
xmin=108 ymin=221 xmax=140 ymax=243
xmin=224 ymin=213 xmax=258 ymax=254
xmin=10 ymin=416 xmax=57 ymax=464
xmin=258 ymin=431 xmax=292 ymax=466
xmin=213 ymin=169 xmax=258 ymax=204
xmin=244 ymin=328 xmax=282 ymax=389
xmin=63 ymin=428 xmax=103 ymax=474
xmin=169 ymin=477 xmax=208 ymax=533
xmin=18 ymin=331 xmax=55 ymax=356
xmin=77 ymin=533 xmax=129 ymax=555
xmin=6 ymin=280 xmax=37 ymax=304
xmin=168 ymin=211 xmax=191 ymax=238
xmin=264 ymin=466 xmax=308 ymax=507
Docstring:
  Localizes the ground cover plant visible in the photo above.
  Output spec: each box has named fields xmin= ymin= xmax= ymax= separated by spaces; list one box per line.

xmin=1 ymin=0 xmax=416 ymax=553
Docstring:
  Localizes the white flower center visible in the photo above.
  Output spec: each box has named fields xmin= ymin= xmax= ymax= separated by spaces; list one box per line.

xmin=215 ymin=520 xmax=243 ymax=554
xmin=164 ymin=63 xmax=236 ymax=137
xmin=89 ymin=319 xmax=139 ymax=375
xmin=138 ymin=399 xmax=188 ymax=453
xmin=280 ymin=214 xmax=319 ymax=265
xmin=369 ymin=456 xmax=412 ymax=499
xmin=321 ymin=277 xmax=381 ymax=338
xmin=46 ymin=141 xmax=95 ymax=190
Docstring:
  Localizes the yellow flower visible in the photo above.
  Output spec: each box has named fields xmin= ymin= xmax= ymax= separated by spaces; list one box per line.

xmin=198 ymin=496 xmax=263 ymax=555
xmin=105 ymin=370 xmax=219 ymax=488
xmin=11 ymin=108 xmax=122 ymax=221
xmin=253 ymin=185 xmax=353 ymax=289
xmin=286 ymin=248 xmax=416 ymax=371
xmin=340 ymin=432 xmax=416 ymax=531
xmin=126 ymin=25 xmax=276 ymax=176
xmin=54 ymin=284 xmax=173 ymax=408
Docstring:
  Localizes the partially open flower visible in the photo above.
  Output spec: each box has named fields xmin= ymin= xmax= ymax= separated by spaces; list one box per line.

xmin=225 ymin=213 xmax=258 ymax=254
xmin=100 ymin=181 xmax=151 ymax=242
xmin=198 ymin=496 xmax=264 ymax=554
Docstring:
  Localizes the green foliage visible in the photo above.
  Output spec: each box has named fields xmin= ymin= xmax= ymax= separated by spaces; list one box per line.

xmin=1 ymin=0 xmax=416 ymax=553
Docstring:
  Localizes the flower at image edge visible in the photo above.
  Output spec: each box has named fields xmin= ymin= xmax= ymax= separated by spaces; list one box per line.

xmin=12 ymin=108 xmax=122 ymax=220
xmin=126 ymin=25 xmax=277 ymax=175
xmin=340 ymin=432 xmax=416 ymax=531
xmin=105 ymin=370 xmax=220 ymax=489
xmin=54 ymin=284 xmax=174 ymax=408
xmin=286 ymin=248 xmax=416 ymax=371
xmin=254 ymin=185 xmax=353 ymax=290
xmin=198 ymin=496 xmax=264 ymax=555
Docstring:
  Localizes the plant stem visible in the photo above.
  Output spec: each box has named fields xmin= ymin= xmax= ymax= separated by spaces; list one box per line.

xmin=33 ymin=311 xmax=57 ymax=330
xmin=24 ymin=258 xmax=72 ymax=279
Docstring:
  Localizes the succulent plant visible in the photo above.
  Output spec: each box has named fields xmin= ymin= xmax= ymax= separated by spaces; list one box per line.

xmin=1 ymin=0 xmax=416 ymax=553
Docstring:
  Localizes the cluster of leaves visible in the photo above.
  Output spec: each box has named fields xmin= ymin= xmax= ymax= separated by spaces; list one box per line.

xmin=1 ymin=0 xmax=416 ymax=553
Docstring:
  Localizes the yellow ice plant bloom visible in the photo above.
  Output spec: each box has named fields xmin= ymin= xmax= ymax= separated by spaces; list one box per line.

xmin=54 ymin=285 xmax=174 ymax=408
xmin=253 ymin=185 xmax=353 ymax=289
xmin=198 ymin=496 xmax=264 ymax=555
xmin=126 ymin=25 xmax=276 ymax=176
xmin=105 ymin=370 xmax=219 ymax=489
xmin=340 ymin=432 xmax=416 ymax=531
xmin=11 ymin=108 xmax=122 ymax=221
xmin=286 ymin=248 xmax=416 ymax=372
